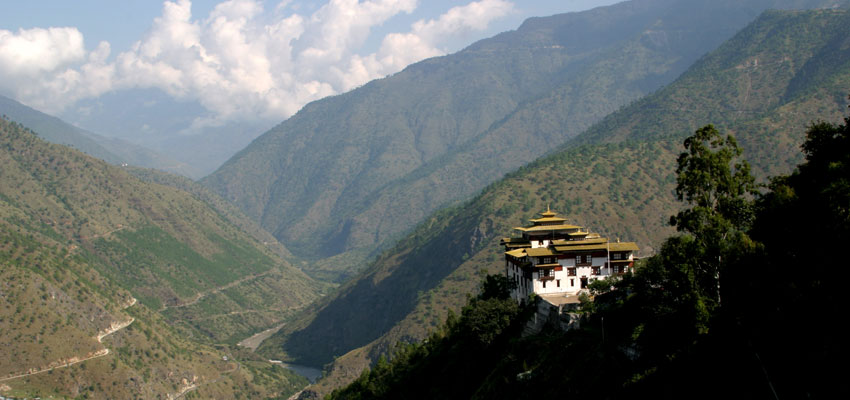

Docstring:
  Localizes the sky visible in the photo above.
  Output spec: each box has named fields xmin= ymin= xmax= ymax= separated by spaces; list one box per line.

xmin=0 ymin=0 xmax=621 ymax=131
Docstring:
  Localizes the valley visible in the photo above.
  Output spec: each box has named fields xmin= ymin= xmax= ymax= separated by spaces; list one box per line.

xmin=259 ymin=6 xmax=850 ymax=396
xmin=2 ymin=0 xmax=849 ymax=398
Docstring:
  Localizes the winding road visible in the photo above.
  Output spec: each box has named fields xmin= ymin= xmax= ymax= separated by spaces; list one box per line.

xmin=0 ymin=297 xmax=136 ymax=383
xmin=160 ymin=270 xmax=273 ymax=312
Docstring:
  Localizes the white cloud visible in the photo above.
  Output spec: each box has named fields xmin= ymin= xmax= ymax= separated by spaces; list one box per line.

xmin=0 ymin=26 xmax=109 ymax=112
xmin=388 ymin=0 xmax=514 ymax=69
xmin=0 ymin=27 xmax=85 ymax=74
xmin=0 ymin=0 xmax=514 ymax=129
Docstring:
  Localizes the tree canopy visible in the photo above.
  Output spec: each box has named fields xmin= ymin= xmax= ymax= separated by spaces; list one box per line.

xmin=668 ymin=124 xmax=757 ymax=309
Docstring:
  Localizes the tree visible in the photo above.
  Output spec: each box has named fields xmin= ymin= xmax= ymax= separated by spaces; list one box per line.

xmin=669 ymin=124 xmax=756 ymax=307
xmin=798 ymin=118 xmax=850 ymax=228
xmin=587 ymin=276 xmax=616 ymax=296
xmin=720 ymin=103 xmax=850 ymax=399
xmin=671 ymin=124 xmax=757 ymax=233
xmin=478 ymin=273 xmax=516 ymax=300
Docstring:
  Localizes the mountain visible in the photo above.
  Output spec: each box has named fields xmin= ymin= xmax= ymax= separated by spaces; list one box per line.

xmin=203 ymin=0 xmax=845 ymax=282
xmin=326 ymin=109 xmax=850 ymax=399
xmin=0 ymin=118 xmax=326 ymax=398
xmin=0 ymin=94 xmax=202 ymax=178
xmin=257 ymin=8 xmax=850 ymax=395
xmin=64 ymin=87 xmax=273 ymax=177
xmin=0 ymin=115 xmax=329 ymax=344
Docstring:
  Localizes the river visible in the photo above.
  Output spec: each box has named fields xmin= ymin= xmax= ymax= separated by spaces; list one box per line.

xmin=238 ymin=324 xmax=323 ymax=383
xmin=270 ymin=360 xmax=323 ymax=383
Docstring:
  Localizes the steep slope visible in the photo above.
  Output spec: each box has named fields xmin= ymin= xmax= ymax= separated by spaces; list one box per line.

xmin=128 ymin=167 xmax=296 ymax=261
xmin=0 ymin=118 xmax=318 ymax=398
xmin=204 ymin=0 xmax=843 ymax=281
xmin=573 ymin=8 xmax=850 ymax=171
xmin=0 ymin=94 xmax=201 ymax=178
xmin=258 ymin=8 xmax=850 ymax=395
xmin=0 ymin=116 xmax=325 ymax=346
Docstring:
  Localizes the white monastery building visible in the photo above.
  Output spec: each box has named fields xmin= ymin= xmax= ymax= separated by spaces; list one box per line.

xmin=501 ymin=207 xmax=638 ymax=303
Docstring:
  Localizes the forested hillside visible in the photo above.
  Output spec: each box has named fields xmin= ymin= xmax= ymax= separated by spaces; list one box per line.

xmin=327 ymin=103 xmax=850 ymax=400
xmin=127 ymin=167 xmax=296 ymax=262
xmin=0 ymin=118 xmax=324 ymax=398
xmin=203 ymin=0 xmax=842 ymax=282
xmin=259 ymin=8 xmax=850 ymax=396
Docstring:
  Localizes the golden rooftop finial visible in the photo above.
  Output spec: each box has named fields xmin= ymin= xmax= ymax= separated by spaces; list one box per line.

xmin=540 ymin=204 xmax=557 ymax=217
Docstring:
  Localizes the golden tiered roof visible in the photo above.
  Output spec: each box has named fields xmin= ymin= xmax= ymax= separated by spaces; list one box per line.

xmin=528 ymin=205 xmax=567 ymax=224
xmin=503 ymin=208 xmax=640 ymax=257
xmin=551 ymin=237 xmax=607 ymax=246
xmin=524 ymin=247 xmax=559 ymax=257
xmin=500 ymin=237 xmax=530 ymax=248
xmin=505 ymin=248 xmax=528 ymax=258
xmin=514 ymin=207 xmax=580 ymax=232
xmin=609 ymin=242 xmax=639 ymax=252
xmin=514 ymin=224 xmax=581 ymax=232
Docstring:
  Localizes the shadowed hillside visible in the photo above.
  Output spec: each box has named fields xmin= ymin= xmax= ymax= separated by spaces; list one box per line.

xmin=258 ymin=8 xmax=850 ymax=395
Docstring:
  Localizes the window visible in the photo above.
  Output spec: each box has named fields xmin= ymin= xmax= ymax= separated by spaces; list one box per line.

xmin=568 ymin=267 xmax=576 ymax=276
xmin=592 ymin=267 xmax=600 ymax=275
xmin=575 ymin=255 xmax=581 ymax=265
xmin=557 ymin=279 xmax=560 ymax=287
xmin=612 ymin=252 xmax=622 ymax=260
xmin=570 ymin=278 xmax=574 ymax=287
xmin=543 ymin=280 xmax=546 ymax=288
xmin=538 ymin=240 xmax=544 ymax=246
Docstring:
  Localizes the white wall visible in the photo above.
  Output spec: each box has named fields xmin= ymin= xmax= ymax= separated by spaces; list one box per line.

xmin=508 ymin=252 xmax=623 ymax=301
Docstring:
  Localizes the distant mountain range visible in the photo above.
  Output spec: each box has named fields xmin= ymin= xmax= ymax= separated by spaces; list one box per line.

xmin=258 ymin=7 xmax=850 ymax=396
xmin=0 ymin=117 xmax=325 ymax=398
xmin=203 ymin=0 xmax=846 ymax=282
xmin=4 ymin=1 xmax=850 ymax=397
xmin=0 ymin=94 xmax=203 ymax=178
xmin=62 ymin=87 xmax=274 ymax=178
